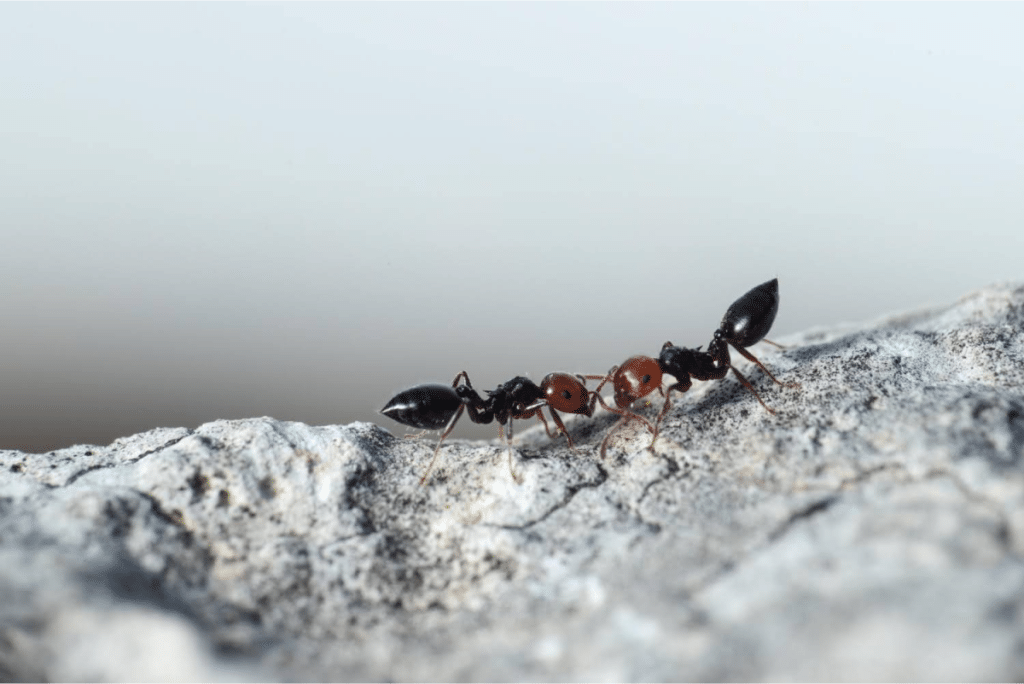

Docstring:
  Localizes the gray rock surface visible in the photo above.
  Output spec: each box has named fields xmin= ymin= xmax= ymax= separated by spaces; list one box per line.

xmin=2 ymin=282 xmax=1024 ymax=681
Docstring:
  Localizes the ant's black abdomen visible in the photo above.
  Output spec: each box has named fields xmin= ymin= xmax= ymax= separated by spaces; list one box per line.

xmin=380 ymin=383 xmax=462 ymax=430
xmin=718 ymin=278 xmax=779 ymax=348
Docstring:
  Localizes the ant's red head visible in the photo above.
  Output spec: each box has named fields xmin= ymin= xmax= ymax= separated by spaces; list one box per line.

xmin=541 ymin=373 xmax=593 ymax=417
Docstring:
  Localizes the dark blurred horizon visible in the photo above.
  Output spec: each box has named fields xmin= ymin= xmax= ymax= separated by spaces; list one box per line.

xmin=3 ymin=3 xmax=1023 ymax=453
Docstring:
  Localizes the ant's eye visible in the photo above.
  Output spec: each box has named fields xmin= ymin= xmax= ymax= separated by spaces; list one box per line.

xmin=562 ymin=389 xmax=572 ymax=400
xmin=642 ymin=375 xmax=651 ymax=384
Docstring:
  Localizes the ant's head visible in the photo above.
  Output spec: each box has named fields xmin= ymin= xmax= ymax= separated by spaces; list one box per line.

xmin=612 ymin=356 xmax=663 ymax=408
xmin=541 ymin=373 xmax=593 ymax=417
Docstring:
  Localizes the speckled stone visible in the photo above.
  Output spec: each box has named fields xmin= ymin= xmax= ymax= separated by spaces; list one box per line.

xmin=2 ymin=282 xmax=1023 ymax=681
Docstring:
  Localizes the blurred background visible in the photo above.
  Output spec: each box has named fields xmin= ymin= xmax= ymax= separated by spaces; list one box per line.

xmin=2 ymin=3 xmax=1022 ymax=452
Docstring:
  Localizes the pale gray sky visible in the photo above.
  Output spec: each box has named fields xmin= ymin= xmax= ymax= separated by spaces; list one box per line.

xmin=2 ymin=3 xmax=1022 ymax=451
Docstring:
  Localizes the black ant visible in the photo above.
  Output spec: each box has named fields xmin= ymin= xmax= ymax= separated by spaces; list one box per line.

xmin=380 ymin=371 xmax=596 ymax=485
xmin=593 ymin=279 xmax=794 ymax=456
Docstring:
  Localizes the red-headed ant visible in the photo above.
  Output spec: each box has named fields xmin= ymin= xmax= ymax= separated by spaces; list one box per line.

xmin=594 ymin=279 xmax=794 ymax=456
xmin=380 ymin=371 xmax=596 ymax=485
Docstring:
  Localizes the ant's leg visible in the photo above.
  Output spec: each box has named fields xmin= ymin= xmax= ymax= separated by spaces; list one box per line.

xmin=547 ymin=409 xmax=576 ymax=450
xmin=710 ymin=339 xmax=779 ymax=412
xmin=451 ymin=370 xmax=499 ymax=424
xmin=728 ymin=366 xmax=776 ymax=414
xmin=576 ymin=372 xmax=606 ymax=408
xmin=418 ymin=404 xmax=465 ymax=486
xmin=593 ymin=368 xmax=616 ymax=394
xmin=597 ymin=412 xmax=657 ymax=457
xmin=585 ymin=366 xmax=614 ymax=413
xmin=697 ymin=339 xmax=731 ymax=382
xmin=730 ymin=342 xmax=799 ymax=389
xmin=585 ymin=367 xmax=618 ymax=414
xmin=503 ymin=420 xmax=524 ymax=484
xmin=653 ymin=377 xmax=692 ymax=449
xmin=761 ymin=339 xmax=786 ymax=349
xmin=592 ymin=392 xmax=655 ymax=434
xmin=599 ymin=416 xmax=629 ymax=459
xmin=531 ymin=409 xmax=561 ymax=440
xmin=594 ymin=393 xmax=657 ymax=458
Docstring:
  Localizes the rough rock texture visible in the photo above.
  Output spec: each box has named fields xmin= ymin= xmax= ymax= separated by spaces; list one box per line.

xmin=2 ymin=282 xmax=1024 ymax=681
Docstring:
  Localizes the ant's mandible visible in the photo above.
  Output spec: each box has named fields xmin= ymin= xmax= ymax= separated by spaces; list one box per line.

xmin=380 ymin=371 xmax=595 ymax=485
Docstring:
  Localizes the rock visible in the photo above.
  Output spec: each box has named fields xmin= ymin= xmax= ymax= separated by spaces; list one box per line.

xmin=2 ymin=282 xmax=1024 ymax=681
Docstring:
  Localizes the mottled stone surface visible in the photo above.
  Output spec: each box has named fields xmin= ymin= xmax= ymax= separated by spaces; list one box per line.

xmin=2 ymin=282 xmax=1024 ymax=681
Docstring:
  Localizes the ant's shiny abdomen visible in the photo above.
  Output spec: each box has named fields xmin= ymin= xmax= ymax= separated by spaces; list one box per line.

xmin=380 ymin=383 xmax=462 ymax=431
xmin=718 ymin=278 xmax=779 ymax=348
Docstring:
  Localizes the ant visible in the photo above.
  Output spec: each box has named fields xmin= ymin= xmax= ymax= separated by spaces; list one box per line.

xmin=380 ymin=371 xmax=597 ymax=485
xmin=593 ymin=279 xmax=794 ymax=456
